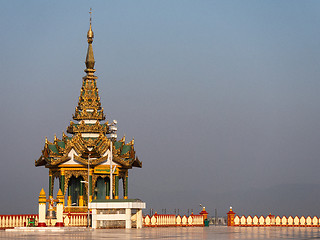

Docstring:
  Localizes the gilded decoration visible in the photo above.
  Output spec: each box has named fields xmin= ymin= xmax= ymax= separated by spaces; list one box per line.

xmin=50 ymin=170 xmax=61 ymax=195
xmin=35 ymin=16 xmax=142 ymax=206
xmin=67 ymin=120 xmax=109 ymax=134
xmin=118 ymin=170 xmax=127 ymax=179
xmin=73 ymin=107 xmax=105 ymax=121
xmin=119 ymin=136 xmax=125 ymax=143
xmin=52 ymin=170 xmax=61 ymax=179
xmin=74 ymin=155 xmax=108 ymax=166
xmin=50 ymin=155 xmax=70 ymax=166
xmin=64 ymin=170 xmax=88 ymax=195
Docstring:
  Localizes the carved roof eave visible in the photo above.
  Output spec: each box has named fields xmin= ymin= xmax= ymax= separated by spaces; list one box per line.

xmin=49 ymin=155 xmax=71 ymax=166
xmin=65 ymin=133 xmax=88 ymax=155
xmin=112 ymin=156 xmax=132 ymax=168
xmin=112 ymin=156 xmax=142 ymax=168
xmin=95 ymin=136 xmax=111 ymax=154
xmin=74 ymin=155 xmax=108 ymax=166
xmin=36 ymin=149 xmax=142 ymax=168
xmin=132 ymin=157 xmax=142 ymax=168
xmin=35 ymin=156 xmax=47 ymax=167
xmin=35 ymin=154 xmax=71 ymax=167
xmin=64 ymin=133 xmax=110 ymax=158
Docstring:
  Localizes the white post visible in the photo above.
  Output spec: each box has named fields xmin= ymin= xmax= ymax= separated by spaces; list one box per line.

xmin=55 ymin=204 xmax=63 ymax=226
xmin=91 ymin=209 xmax=97 ymax=229
xmin=125 ymin=208 xmax=132 ymax=229
xmin=38 ymin=188 xmax=47 ymax=227
xmin=136 ymin=209 xmax=143 ymax=229
xmin=55 ymin=189 xmax=64 ymax=227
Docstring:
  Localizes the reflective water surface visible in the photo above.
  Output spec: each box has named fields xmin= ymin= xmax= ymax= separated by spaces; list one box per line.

xmin=1 ymin=226 xmax=320 ymax=239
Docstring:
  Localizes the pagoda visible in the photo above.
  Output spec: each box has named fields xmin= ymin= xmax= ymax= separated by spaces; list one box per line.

xmin=35 ymin=17 xmax=142 ymax=211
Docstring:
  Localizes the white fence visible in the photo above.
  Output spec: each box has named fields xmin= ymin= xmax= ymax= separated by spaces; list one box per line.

xmin=144 ymin=213 xmax=204 ymax=227
xmin=1 ymin=213 xmax=205 ymax=228
xmin=0 ymin=214 xmax=38 ymax=228
xmin=63 ymin=213 xmax=87 ymax=227
xmin=0 ymin=213 xmax=87 ymax=228
xmin=234 ymin=215 xmax=320 ymax=227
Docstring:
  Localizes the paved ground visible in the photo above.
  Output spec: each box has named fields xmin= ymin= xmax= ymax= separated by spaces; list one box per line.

xmin=1 ymin=226 xmax=320 ymax=239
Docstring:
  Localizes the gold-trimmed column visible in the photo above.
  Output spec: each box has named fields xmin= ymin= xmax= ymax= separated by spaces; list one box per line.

xmin=49 ymin=169 xmax=53 ymax=199
xmin=60 ymin=169 xmax=65 ymax=206
xmin=124 ymin=172 xmax=128 ymax=199
xmin=67 ymin=184 xmax=72 ymax=207
xmin=115 ymin=174 xmax=119 ymax=199
xmin=79 ymin=178 xmax=84 ymax=206
xmin=106 ymin=177 xmax=110 ymax=199
xmin=89 ymin=169 xmax=93 ymax=203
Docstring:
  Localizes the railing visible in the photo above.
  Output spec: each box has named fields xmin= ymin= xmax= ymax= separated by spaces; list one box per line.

xmin=143 ymin=213 xmax=204 ymax=227
xmin=0 ymin=214 xmax=38 ymax=229
xmin=233 ymin=215 xmax=320 ymax=227
xmin=1 ymin=213 xmax=204 ymax=228
xmin=0 ymin=213 xmax=87 ymax=229
xmin=63 ymin=213 xmax=87 ymax=227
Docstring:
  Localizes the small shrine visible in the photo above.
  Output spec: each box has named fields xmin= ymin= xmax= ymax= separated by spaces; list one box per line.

xmin=35 ymin=14 xmax=142 ymax=214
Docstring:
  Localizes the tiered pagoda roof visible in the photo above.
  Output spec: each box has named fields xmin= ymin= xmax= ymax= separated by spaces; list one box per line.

xmin=35 ymin=19 xmax=141 ymax=170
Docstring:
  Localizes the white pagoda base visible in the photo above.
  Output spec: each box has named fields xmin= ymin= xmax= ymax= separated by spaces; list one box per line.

xmin=89 ymin=199 xmax=146 ymax=229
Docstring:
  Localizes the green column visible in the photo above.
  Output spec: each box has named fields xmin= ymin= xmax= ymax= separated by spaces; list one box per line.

xmin=60 ymin=170 xmax=65 ymax=206
xmin=49 ymin=174 xmax=53 ymax=197
xmin=115 ymin=175 xmax=119 ymax=199
xmin=106 ymin=177 xmax=110 ymax=199
xmin=60 ymin=175 xmax=65 ymax=194
xmin=67 ymin=183 xmax=72 ymax=206
xmin=79 ymin=179 xmax=83 ymax=196
xmin=124 ymin=175 xmax=129 ymax=199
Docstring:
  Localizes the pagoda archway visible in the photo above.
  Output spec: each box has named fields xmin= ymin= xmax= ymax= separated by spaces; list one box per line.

xmin=94 ymin=176 xmax=110 ymax=200
xmin=67 ymin=176 xmax=84 ymax=207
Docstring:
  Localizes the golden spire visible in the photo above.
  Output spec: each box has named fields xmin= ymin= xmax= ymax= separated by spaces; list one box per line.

xmin=87 ymin=8 xmax=94 ymax=42
xmin=71 ymin=8 xmax=105 ymax=122
xmin=86 ymin=8 xmax=95 ymax=70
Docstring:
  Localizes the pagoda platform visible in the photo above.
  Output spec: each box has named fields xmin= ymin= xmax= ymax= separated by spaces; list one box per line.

xmin=89 ymin=199 xmax=146 ymax=229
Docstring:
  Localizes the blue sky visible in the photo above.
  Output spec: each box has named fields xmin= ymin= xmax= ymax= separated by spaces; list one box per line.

xmin=1 ymin=0 xmax=320 ymax=216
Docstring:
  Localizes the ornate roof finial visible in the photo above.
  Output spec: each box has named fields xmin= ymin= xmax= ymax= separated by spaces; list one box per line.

xmin=120 ymin=135 xmax=126 ymax=143
xmin=87 ymin=8 xmax=94 ymax=41
xmin=129 ymin=138 xmax=134 ymax=145
xmin=86 ymin=8 xmax=95 ymax=70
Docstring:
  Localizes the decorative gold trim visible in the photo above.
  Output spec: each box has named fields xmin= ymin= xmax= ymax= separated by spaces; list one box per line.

xmin=64 ymin=170 xmax=88 ymax=195
xmin=74 ymin=155 xmax=108 ymax=166
xmin=67 ymin=120 xmax=109 ymax=134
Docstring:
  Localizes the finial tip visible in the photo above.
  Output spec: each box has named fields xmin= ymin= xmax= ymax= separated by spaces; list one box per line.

xmin=87 ymin=8 xmax=94 ymax=41
xmin=89 ymin=8 xmax=92 ymax=25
